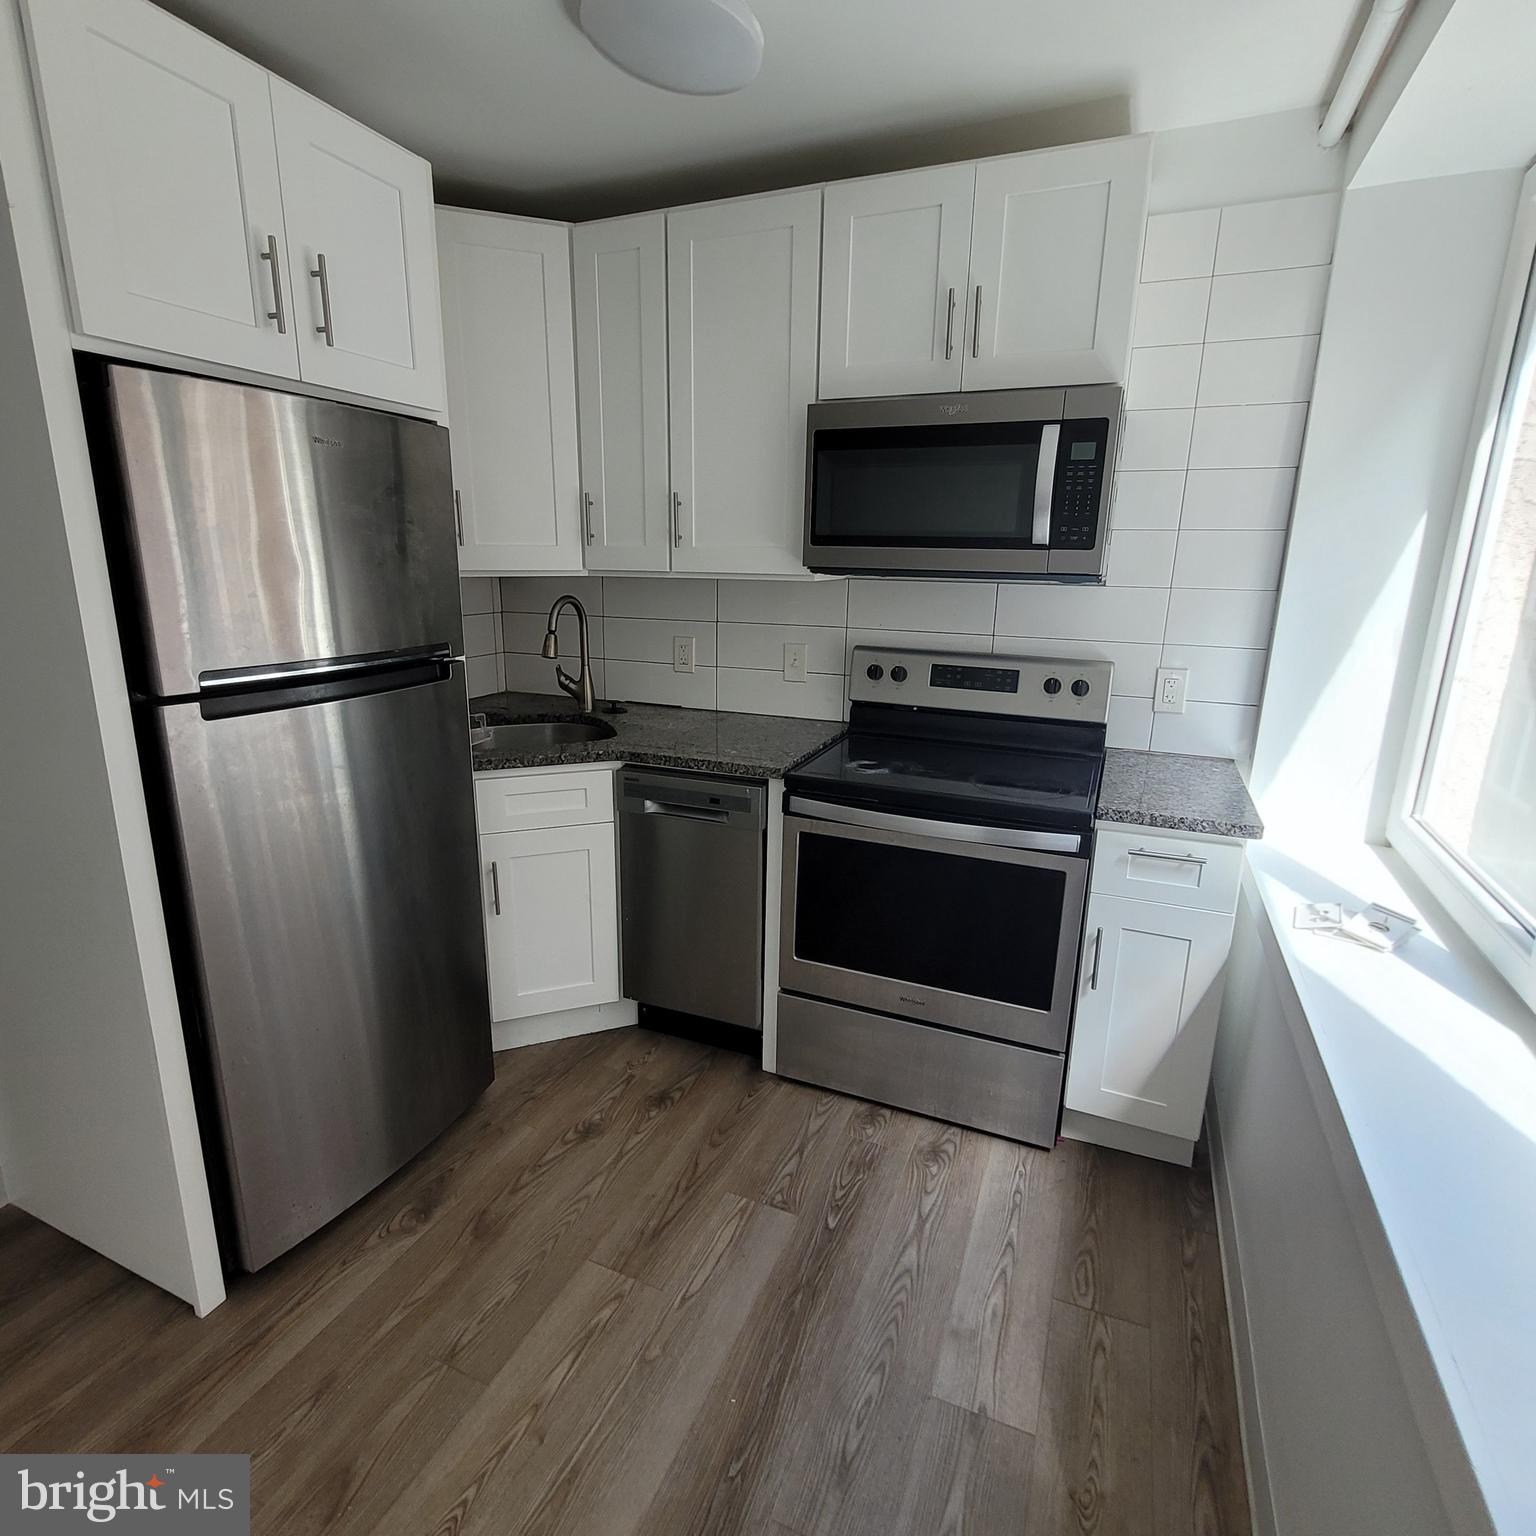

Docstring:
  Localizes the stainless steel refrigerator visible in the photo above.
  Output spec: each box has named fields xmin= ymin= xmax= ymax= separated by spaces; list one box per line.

xmin=89 ymin=362 xmax=493 ymax=1272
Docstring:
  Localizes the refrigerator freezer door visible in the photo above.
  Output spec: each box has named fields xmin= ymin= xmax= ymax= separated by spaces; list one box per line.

xmin=153 ymin=671 xmax=492 ymax=1270
xmin=103 ymin=364 xmax=462 ymax=698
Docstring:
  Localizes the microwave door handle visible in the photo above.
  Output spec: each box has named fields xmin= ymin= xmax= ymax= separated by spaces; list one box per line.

xmin=1032 ymin=423 xmax=1060 ymax=547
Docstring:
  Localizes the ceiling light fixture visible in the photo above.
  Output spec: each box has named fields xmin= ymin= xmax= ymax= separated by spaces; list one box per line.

xmin=576 ymin=0 xmax=764 ymax=96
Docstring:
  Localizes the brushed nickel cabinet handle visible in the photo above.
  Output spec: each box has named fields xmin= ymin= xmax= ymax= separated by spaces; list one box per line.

xmin=672 ymin=490 xmax=683 ymax=547
xmin=944 ymin=286 xmax=956 ymax=361
xmin=454 ymin=489 xmax=464 ymax=546
xmin=1089 ymin=926 xmax=1103 ymax=990
xmin=971 ymin=285 xmax=982 ymax=359
xmin=311 ymin=252 xmax=335 ymax=346
xmin=583 ymin=491 xmax=595 ymax=544
xmin=260 ymin=234 xmax=287 ymax=334
xmin=1129 ymin=846 xmax=1208 ymax=868
xmin=490 ymin=860 xmax=501 ymax=917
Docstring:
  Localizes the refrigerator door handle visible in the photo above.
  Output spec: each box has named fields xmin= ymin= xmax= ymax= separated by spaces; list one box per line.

xmin=199 ymin=644 xmax=460 ymax=697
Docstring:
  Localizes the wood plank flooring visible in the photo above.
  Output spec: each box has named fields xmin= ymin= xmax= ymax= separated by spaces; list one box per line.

xmin=0 ymin=1028 xmax=1251 ymax=1535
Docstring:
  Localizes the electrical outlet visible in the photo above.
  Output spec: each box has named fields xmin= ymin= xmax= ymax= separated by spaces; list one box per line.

xmin=1154 ymin=666 xmax=1188 ymax=714
xmin=783 ymin=641 xmax=807 ymax=683
xmin=673 ymin=635 xmax=695 ymax=674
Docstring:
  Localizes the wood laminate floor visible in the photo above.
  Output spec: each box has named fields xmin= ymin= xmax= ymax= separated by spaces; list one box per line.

xmin=0 ymin=1029 xmax=1251 ymax=1535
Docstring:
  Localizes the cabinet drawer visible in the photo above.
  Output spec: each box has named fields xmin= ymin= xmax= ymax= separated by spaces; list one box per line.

xmin=475 ymin=768 xmax=615 ymax=833
xmin=1091 ymin=827 xmax=1243 ymax=914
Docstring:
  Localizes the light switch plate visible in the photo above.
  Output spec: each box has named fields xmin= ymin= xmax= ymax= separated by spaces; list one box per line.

xmin=673 ymin=635 xmax=695 ymax=674
xmin=1154 ymin=666 xmax=1188 ymax=713
xmin=783 ymin=641 xmax=807 ymax=683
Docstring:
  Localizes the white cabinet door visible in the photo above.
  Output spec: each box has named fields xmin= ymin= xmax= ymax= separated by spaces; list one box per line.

xmin=572 ymin=214 xmax=671 ymax=572
xmin=667 ymin=190 xmax=821 ymax=576
xmin=482 ymin=824 xmax=620 ymax=1022
xmin=819 ymin=164 xmax=975 ymax=399
xmin=437 ymin=209 xmax=583 ymax=574
xmin=22 ymin=0 xmax=299 ymax=377
xmin=964 ymin=137 xmax=1150 ymax=390
xmin=271 ymin=80 xmax=444 ymax=411
xmin=1065 ymin=892 xmax=1233 ymax=1140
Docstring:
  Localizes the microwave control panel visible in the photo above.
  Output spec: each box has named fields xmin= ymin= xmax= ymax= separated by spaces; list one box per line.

xmin=1051 ymin=419 xmax=1110 ymax=551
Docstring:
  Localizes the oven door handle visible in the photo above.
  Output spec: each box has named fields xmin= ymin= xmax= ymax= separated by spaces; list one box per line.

xmin=785 ymin=795 xmax=1081 ymax=854
xmin=1032 ymin=422 xmax=1060 ymax=547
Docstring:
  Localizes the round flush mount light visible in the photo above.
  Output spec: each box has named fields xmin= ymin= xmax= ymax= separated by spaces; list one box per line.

xmin=577 ymin=0 xmax=764 ymax=95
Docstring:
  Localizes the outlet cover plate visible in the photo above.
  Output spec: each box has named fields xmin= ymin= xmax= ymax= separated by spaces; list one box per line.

xmin=1154 ymin=666 xmax=1188 ymax=713
xmin=783 ymin=641 xmax=807 ymax=683
xmin=673 ymin=635 xmax=696 ymax=674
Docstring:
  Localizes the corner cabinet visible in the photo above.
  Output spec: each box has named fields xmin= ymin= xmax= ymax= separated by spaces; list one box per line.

xmin=22 ymin=0 xmax=445 ymax=413
xmin=818 ymin=137 xmax=1150 ymax=398
xmin=437 ymin=209 xmax=584 ymax=574
xmin=667 ymin=190 xmax=822 ymax=576
xmin=1064 ymin=826 xmax=1245 ymax=1165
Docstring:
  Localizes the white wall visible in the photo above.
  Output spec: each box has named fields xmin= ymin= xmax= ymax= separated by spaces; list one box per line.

xmin=1251 ymin=169 xmax=1523 ymax=844
xmin=0 ymin=2 xmax=223 ymax=1312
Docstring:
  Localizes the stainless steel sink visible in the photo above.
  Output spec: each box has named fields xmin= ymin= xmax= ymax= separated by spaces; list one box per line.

xmin=477 ymin=719 xmax=616 ymax=751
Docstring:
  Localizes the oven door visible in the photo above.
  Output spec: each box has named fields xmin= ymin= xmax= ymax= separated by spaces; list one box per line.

xmin=779 ymin=799 xmax=1088 ymax=1051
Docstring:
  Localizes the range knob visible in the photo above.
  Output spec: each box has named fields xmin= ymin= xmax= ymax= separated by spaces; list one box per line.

xmin=890 ymin=665 xmax=908 ymax=683
xmin=1042 ymin=676 xmax=1063 ymax=695
xmin=1071 ymin=678 xmax=1091 ymax=697
xmin=865 ymin=663 xmax=884 ymax=681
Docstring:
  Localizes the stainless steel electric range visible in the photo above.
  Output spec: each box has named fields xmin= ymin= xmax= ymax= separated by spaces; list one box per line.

xmin=777 ymin=645 xmax=1112 ymax=1147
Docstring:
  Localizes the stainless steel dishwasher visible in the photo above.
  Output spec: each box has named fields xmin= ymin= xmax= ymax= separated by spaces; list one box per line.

xmin=618 ymin=769 xmax=767 ymax=1030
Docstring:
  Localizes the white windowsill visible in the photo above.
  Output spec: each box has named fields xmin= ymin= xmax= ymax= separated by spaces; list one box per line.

xmin=1243 ymin=831 xmax=1536 ymax=1536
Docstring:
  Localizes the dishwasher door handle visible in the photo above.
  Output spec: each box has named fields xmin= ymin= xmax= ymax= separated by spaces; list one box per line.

xmin=637 ymin=798 xmax=732 ymax=823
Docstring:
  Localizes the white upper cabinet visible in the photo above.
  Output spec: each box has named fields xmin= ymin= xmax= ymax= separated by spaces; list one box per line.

xmin=22 ymin=0 xmax=444 ymax=413
xmin=667 ymin=189 xmax=821 ymax=576
xmin=572 ymin=214 xmax=671 ymax=573
xmin=270 ymin=82 xmax=444 ymax=412
xmin=437 ymin=209 xmax=583 ymax=575
xmin=22 ymin=0 xmax=299 ymax=377
xmin=964 ymin=137 xmax=1150 ymax=390
xmin=819 ymin=164 xmax=976 ymax=399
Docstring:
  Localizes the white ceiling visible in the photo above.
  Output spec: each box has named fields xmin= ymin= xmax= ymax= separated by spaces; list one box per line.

xmin=157 ymin=0 xmax=1362 ymax=219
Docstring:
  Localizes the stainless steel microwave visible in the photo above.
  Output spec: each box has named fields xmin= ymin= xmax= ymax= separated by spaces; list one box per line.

xmin=803 ymin=384 xmax=1120 ymax=579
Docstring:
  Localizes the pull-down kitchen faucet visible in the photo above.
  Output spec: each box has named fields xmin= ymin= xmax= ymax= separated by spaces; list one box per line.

xmin=541 ymin=594 xmax=595 ymax=713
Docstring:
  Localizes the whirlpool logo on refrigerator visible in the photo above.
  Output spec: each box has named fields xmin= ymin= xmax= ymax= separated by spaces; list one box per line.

xmin=1 ymin=1455 xmax=249 ymax=1532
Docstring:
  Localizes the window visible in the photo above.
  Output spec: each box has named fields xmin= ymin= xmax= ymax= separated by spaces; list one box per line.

xmin=1392 ymin=169 xmax=1536 ymax=1011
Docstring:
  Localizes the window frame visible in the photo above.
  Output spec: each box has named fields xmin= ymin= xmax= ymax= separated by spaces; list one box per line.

xmin=1389 ymin=165 xmax=1536 ymax=1013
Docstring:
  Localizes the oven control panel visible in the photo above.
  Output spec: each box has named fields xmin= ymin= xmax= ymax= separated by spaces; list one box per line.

xmin=851 ymin=646 xmax=1112 ymax=724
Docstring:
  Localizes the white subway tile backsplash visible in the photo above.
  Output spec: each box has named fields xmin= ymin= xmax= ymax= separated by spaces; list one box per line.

xmin=460 ymin=577 xmax=497 ymax=616
xmin=1118 ymin=410 xmax=1194 ymax=472
xmin=1126 ymin=345 xmax=1203 ymax=409
xmin=603 ymin=658 xmax=717 ymax=709
xmin=1215 ymin=193 xmax=1339 ymax=275
xmin=1151 ymin=702 xmax=1259 ymax=762
xmin=1205 ymin=266 xmax=1330 ymax=342
xmin=994 ymin=584 xmax=1169 ymax=645
xmin=718 ymin=668 xmax=845 ymax=721
xmin=719 ymin=622 xmax=845 ymax=675
xmin=1172 ymin=529 xmax=1287 ymax=591
xmin=994 ymin=637 xmax=1162 ymax=698
xmin=502 ymin=610 xmax=604 ymax=657
xmin=1180 ymin=468 xmax=1297 ymax=530
xmin=602 ymin=575 xmax=715 ymax=621
xmin=466 ymin=654 xmax=502 ymax=698
xmin=1196 ymin=336 xmax=1319 ymax=406
xmin=462 ymin=613 xmax=499 ymax=658
xmin=1159 ymin=643 xmax=1268 ymax=706
xmin=604 ymin=616 xmax=718 ymax=667
xmin=717 ymin=578 xmax=848 ymax=627
xmin=847 ymin=579 xmax=997 ymax=634
xmin=1107 ymin=529 xmax=1177 ymax=588
xmin=1164 ymin=588 xmax=1277 ymax=649
xmin=499 ymin=575 xmax=603 ymax=614
xmin=1141 ymin=210 xmax=1220 ymax=283
xmin=1189 ymin=404 xmax=1308 ymax=470
xmin=1132 ymin=278 xmax=1211 ymax=346
xmin=1111 ymin=471 xmax=1185 ymax=530
xmin=1107 ymin=696 xmax=1154 ymax=751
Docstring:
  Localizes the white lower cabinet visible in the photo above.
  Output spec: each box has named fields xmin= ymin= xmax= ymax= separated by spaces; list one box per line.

xmin=1065 ymin=828 xmax=1243 ymax=1162
xmin=481 ymin=821 xmax=620 ymax=1022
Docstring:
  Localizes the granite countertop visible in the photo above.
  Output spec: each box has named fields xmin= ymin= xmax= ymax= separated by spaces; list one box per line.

xmin=468 ymin=690 xmax=845 ymax=780
xmin=1097 ymin=748 xmax=1263 ymax=839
